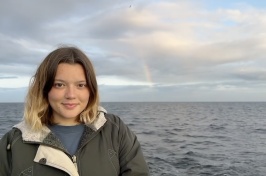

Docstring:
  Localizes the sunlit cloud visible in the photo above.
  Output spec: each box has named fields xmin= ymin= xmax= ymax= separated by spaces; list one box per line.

xmin=0 ymin=0 xmax=266 ymax=102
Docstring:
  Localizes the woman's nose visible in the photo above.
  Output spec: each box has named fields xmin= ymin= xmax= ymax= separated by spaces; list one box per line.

xmin=65 ymin=86 xmax=76 ymax=99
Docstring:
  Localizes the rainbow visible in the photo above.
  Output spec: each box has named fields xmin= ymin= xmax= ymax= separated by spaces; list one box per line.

xmin=142 ymin=61 xmax=154 ymax=88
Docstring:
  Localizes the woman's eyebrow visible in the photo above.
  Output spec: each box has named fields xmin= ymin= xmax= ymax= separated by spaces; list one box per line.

xmin=54 ymin=79 xmax=87 ymax=83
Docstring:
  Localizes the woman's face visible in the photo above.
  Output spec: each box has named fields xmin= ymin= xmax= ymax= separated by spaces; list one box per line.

xmin=48 ymin=63 xmax=90 ymax=125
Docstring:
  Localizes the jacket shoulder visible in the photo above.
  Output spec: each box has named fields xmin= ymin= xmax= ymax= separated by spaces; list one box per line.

xmin=105 ymin=113 xmax=125 ymax=129
xmin=104 ymin=114 xmax=150 ymax=175
xmin=0 ymin=128 xmax=22 ymax=145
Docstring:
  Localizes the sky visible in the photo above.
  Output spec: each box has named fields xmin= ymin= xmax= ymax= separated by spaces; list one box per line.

xmin=1 ymin=0 xmax=266 ymax=102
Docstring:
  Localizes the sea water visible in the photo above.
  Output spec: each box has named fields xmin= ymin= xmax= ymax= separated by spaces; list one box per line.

xmin=0 ymin=102 xmax=266 ymax=176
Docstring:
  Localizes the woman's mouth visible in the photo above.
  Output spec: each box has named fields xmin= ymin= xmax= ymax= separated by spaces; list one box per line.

xmin=62 ymin=103 xmax=78 ymax=109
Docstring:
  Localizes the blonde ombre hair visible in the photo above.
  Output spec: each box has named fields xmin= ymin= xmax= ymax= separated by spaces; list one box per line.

xmin=24 ymin=46 xmax=99 ymax=131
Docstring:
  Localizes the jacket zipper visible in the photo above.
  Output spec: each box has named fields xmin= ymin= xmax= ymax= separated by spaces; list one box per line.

xmin=71 ymin=125 xmax=105 ymax=174
xmin=72 ymin=155 xmax=78 ymax=172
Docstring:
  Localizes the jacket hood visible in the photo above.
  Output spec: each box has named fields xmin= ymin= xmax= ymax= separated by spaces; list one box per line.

xmin=14 ymin=106 xmax=107 ymax=143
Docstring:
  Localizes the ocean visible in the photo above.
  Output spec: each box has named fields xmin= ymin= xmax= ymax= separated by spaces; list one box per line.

xmin=0 ymin=102 xmax=266 ymax=176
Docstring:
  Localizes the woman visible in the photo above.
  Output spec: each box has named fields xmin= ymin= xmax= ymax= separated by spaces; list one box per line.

xmin=0 ymin=46 xmax=149 ymax=175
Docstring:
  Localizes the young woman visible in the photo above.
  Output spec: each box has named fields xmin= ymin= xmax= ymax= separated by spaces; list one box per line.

xmin=0 ymin=46 xmax=149 ymax=175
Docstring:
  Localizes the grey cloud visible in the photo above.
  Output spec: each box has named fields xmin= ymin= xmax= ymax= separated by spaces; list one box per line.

xmin=1 ymin=0 xmax=266 ymax=102
xmin=92 ymin=54 xmax=144 ymax=78
xmin=99 ymin=80 xmax=266 ymax=102
xmin=0 ymin=64 xmax=36 ymax=76
xmin=0 ymin=87 xmax=27 ymax=102
xmin=0 ymin=38 xmax=46 ymax=65
xmin=0 ymin=76 xmax=17 ymax=79
xmin=233 ymin=69 xmax=266 ymax=81
xmin=81 ymin=11 xmax=155 ymax=40
xmin=0 ymin=0 xmax=126 ymax=41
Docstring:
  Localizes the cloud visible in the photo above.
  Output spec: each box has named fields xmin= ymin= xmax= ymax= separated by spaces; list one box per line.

xmin=0 ymin=0 xmax=266 ymax=101
xmin=0 ymin=76 xmax=17 ymax=79
xmin=0 ymin=87 xmax=27 ymax=102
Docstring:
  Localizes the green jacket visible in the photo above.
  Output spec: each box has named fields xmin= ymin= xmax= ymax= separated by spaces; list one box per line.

xmin=0 ymin=108 xmax=149 ymax=176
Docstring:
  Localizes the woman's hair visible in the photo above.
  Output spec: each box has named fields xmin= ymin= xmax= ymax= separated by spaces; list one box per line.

xmin=24 ymin=46 xmax=99 ymax=131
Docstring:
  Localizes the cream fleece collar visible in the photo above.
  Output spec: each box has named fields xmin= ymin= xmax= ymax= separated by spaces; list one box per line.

xmin=14 ymin=106 xmax=107 ymax=143
xmin=34 ymin=145 xmax=80 ymax=176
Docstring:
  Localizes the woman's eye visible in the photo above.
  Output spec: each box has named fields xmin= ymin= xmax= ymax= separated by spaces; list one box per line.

xmin=78 ymin=84 xmax=87 ymax=88
xmin=54 ymin=83 xmax=64 ymax=88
